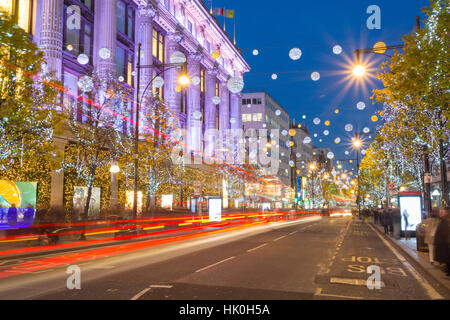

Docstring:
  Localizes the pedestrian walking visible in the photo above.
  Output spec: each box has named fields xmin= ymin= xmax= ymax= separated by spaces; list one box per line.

xmin=434 ymin=207 xmax=449 ymax=275
xmin=7 ymin=204 xmax=18 ymax=225
xmin=23 ymin=204 xmax=35 ymax=224
xmin=0 ymin=204 xmax=6 ymax=223
xmin=381 ymin=209 xmax=389 ymax=234
xmin=424 ymin=209 xmax=441 ymax=265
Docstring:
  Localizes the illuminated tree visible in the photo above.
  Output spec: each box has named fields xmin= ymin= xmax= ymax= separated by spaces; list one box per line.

xmin=121 ymin=96 xmax=182 ymax=213
xmin=0 ymin=10 xmax=63 ymax=169
xmin=372 ymin=0 xmax=449 ymax=204
xmin=62 ymin=71 xmax=131 ymax=227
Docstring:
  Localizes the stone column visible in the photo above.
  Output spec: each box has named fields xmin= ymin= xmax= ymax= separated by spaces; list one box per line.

xmin=219 ymin=81 xmax=230 ymax=134
xmin=164 ymin=31 xmax=183 ymax=113
xmin=205 ymin=68 xmax=218 ymax=157
xmin=110 ymin=171 xmax=118 ymax=210
xmin=40 ymin=0 xmax=64 ymax=212
xmin=40 ymin=0 xmax=63 ymax=80
xmin=186 ymin=52 xmax=202 ymax=155
xmin=135 ymin=4 xmax=156 ymax=133
xmin=230 ymin=92 xmax=241 ymax=130
xmin=136 ymin=4 xmax=156 ymax=99
xmin=94 ymin=0 xmax=116 ymax=75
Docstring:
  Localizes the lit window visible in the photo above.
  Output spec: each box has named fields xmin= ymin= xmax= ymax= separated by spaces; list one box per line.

xmin=242 ymin=114 xmax=252 ymax=122
xmin=1 ymin=0 xmax=34 ymax=34
xmin=152 ymin=29 xmax=165 ymax=63
xmin=252 ymin=113 xmax=262 ymax=121
xmin=0 ymin=0 xmax=13 ymax=13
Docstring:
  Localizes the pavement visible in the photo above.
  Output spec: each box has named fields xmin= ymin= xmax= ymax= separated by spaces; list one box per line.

xmin=0 ymin=215 xmax=448 ymax=300
xmin=370 ymin=221 xmax=450 ymax=293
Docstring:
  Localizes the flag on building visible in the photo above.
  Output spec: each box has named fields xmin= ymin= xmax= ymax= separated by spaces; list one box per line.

xmin=225 ymin=9 xmax=234 ymax=18
xmin=212 ymin=8 xmax=224 ymax=16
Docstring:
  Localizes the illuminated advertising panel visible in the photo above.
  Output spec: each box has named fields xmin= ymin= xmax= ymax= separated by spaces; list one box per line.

xmin=0 ymin=180 xmax=37 ymax=226
xmin=161 ymin=194 xmax=173 ymax=210
xmin=398 ymin=193 xmax=422 ymax=232
xmin=208 ymin=197 xmax=222 ymax=222
xmin=74 ymin=186 xmax=101 ymax=219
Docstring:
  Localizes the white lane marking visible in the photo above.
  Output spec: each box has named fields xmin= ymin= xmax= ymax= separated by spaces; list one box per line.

xmin=367 ymin=224 xmax=443 ymax=300
xmin=314 ymin=288 xmax=363 ymax=300
xmin=247 ymin=243 xmax=268 ymax=253
xmin=195 ymin=256 xmax=236 ymax=273
xmin=330 ymin=277 xmax=385 ymax=288
xmin=273 ymin=235 xmax=287 ymax=242
xmin=288 ymin=231 xmax=298 ymax=235
xmin=130 ymin=287 xmax=151 ymax=300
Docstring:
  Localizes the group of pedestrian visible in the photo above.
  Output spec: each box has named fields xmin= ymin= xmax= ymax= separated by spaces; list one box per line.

xmin=0 ymin=204 xmax=35 ymax=225
xmin=424 ymin=207 xmax=450 ymax=276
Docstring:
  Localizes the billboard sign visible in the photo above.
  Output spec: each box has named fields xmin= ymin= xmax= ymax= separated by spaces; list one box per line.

xmin=208 ymin=197 xmax=222 ymax=222
xmin=74 ymin=186 xmax=101 ymax=219
xmin=398 ymin=193 xmax=422 ymax=232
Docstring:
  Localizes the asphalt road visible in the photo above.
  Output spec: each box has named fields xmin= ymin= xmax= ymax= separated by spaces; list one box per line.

xmin=0 ymin=216 xmax=448 ymax=300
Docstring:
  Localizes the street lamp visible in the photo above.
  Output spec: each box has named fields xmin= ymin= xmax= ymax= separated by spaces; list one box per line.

xmin=352 ymin=134 xmax=363 ymax=217
xmin=352 ymin=64 xmax=366 ymax=77
xmin=132 ymin=43 xmax=190 ymax=218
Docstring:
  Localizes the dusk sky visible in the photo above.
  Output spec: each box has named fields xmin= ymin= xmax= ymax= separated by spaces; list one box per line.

xmin=204 ymin=0 xmax=430 ymax=171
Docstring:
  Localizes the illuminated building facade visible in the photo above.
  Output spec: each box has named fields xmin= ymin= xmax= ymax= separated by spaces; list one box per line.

xmin=1 ymin=0 xmax=250 ymax=211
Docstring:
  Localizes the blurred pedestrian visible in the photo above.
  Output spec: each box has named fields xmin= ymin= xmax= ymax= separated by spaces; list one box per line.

xmin=7 ymin=204 xmax=18 ymax=225
xmin=425 ymin=208 xmax=441 ymax=265
xmin=374 ymin=208 xmax=380 ymax=224
xmin=0 ymin=204 xmax=6 ymax=223
xmin=381 ymin=209 xmax=389 ymax=234
xmin=23 ymin=204 xmax=35 ymax=224
xmin=434 ymin=207 xmax=449 ymax=275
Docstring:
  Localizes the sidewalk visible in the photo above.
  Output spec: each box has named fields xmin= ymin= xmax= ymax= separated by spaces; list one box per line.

xmin=371 ymin=222 xmax=450 ymax=293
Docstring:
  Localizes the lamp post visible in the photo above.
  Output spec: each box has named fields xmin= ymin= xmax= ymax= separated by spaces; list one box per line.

xmin=132 ymin=43 xmax=189 ymax=218
xmin=352 ymin=134 xmax=363 ymax=217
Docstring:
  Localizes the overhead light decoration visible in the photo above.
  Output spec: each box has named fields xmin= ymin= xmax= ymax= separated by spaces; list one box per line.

xmin=191 ymin=76 xmax=201 ymax=85
xmin=227 ymin=76 xmax=244 ymax=93
xmin=77 ymin=54 xmax=89 ymax=65
xmin=373 ymin=41 xmax=387 ymax=54
xmin=357 ymin=102 xmax=366 ymax=110
xmin=212 ymin=50 xmax=220 ymax=60
xmin=345 ymin=124 xmax=354 ymax=132
xmin=153 ymin=76 xmax=164 ymax=88
xmin=311 ymin=72 xmax=320 ymax=81
xmin=169 ymin=51 xmax=186 ymax=64
xmin=333 ymin=45 xmax=342 ymax=55
xmin=289 ymin=47 xmax=302 ymax=60
xmin=99 ymin=47 xmax=111 ymax=60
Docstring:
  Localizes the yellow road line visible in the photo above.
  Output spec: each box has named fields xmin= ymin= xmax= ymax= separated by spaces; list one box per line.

xmin=315 ymin=288 xmax=364 ymax=300
xmin=0 ymin=237 xmax=38 ymax=243
xmin=143 ymin=225 xmax=165 ymax=231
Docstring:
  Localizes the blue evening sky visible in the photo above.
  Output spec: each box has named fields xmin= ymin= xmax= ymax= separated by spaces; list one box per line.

xmin=203 ymin=0 xmax=430 ymax=170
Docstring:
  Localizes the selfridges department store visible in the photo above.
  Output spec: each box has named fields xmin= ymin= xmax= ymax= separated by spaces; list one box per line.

xmin=2 ymin=0 xmax=250 ymax=210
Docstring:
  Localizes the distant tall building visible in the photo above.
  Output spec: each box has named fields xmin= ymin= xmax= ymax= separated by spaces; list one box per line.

xmin=240 ymin=91 xmax=291 ymax=187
